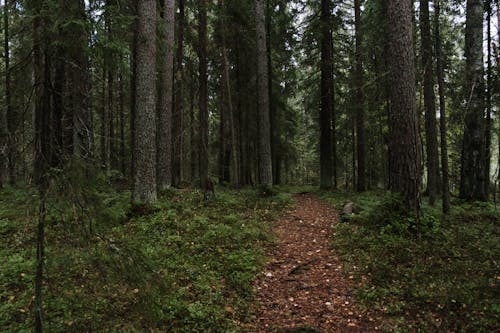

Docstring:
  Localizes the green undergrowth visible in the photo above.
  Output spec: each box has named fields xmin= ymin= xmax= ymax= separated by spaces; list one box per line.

xmin=0 ymin=180 xmax=291 ymax=333
xmin=317 ymin=190 xmax=499 ymax=332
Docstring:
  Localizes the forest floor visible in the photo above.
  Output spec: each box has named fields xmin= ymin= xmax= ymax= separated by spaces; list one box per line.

xmin=247 ymin=193 xmax=382 ymax=332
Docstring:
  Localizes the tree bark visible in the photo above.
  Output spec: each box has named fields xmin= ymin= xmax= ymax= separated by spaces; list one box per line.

xmin=173 ymin=0 xmax=185 ymax=186
xmin=157 ymin=0 xmax=175 ymax=190
xmin=434 ymin=0 xmax=451 ymax=214
xmin=255 ymin=0 xmax=273 ymax=186
xmin=199 ymin=0 xmax=209 ymax=189
xmin=320 ymin=0 xmax=334 ymax=189
xmin=420 ymin=0 xmax=439 ymax=205
xmin=219 ymin=0 xmax=240 ymax=186
xmin=133 ymin=0 xmax=157 ymax=203
xmin=387 ymin=0 xmax=421 ymax=211
xmin=460 ymin=0 xmax=487 ymax=201
xmin=4 ymin=0 xmax=15 ymax=184
xmin=354 ymin=0 xmax=365 ymax=191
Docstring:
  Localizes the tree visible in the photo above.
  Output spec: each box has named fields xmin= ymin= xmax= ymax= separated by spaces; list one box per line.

xmin=173 ymin=0 xmax=185 ymax=187
xmin=256 ymin=0 xmax=273 ymax=186
xmin=133 ymin=0 xmax=157 ymax=204
xmin=218 ymin=0 xmax=240 ymax=186
xmin=354 ymin=0 xmax=365 ymax=191
xmin=434 ymin=0 xmax=451 ymax=213
xmin=199 ymin=0 xmax=209 ymax=189
xmin=386 ymin=0 xmax=421 ymax=210
xmin=420 ymin=0 xmax=439 ymax=205
xmin=157 ymin=0 xmax=175 ymax=190
xmin=460 ymin=0 xmax=487 ymax=201
xmin=4 ymin=0 xmax=15 ymax=184
xmin=319 ymin=0 xmax=334 ymax=189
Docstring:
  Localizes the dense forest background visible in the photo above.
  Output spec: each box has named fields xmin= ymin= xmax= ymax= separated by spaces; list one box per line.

xmin=0 ymin=0 xmax=499 ymax=332
xmin=0 ymin=0 xmax=498 ymax=202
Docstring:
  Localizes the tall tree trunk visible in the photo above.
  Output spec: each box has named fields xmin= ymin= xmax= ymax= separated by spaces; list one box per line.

xmin=119 ymin=74 xmax=126 ymax=175
xmin=255 ymin=0 xmax=273 ymax=186
xmin=420 ymin=0 xmax=439 ymax=205
xmin=485 ymin=0 xmax=492 ymax=194
xmin=100 ymin=68 xmax=107 ymax=168
xmin=157 ymin=0 xmax=175 ymax=190
xmin=199 ymin=0 xmax=209 ymax=189
xmin=460 ymin=0 xmax=487 ymax=201
xmin=190 ymin=69 xmax=197 ymax=182
xmin=219 ymin=0 xmax=240 ymax=186
xmin=387 ymin=0 xmax=421 ymax=211
xmin=354 ymin=0 xmax=365 ymax=191
xmin=4 ymin=0 xmax=15 ymax=184
xmin=32 ymin=3 xmax=51 ymax=331
xmin=133 ymin=0 xmax=157 ymax=203
xmin=173 ymin=0 xmax=185 ymax=187
xmin=434 ymin=0 xmax=451 ymax=214
xmin=320 ymin=0 xmax=334 ymax=189
xmin=130 ymin=3 xmax=138 ymax=178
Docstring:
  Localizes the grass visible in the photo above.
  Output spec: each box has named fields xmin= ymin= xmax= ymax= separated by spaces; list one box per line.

xmin=317 ymin=190 xmax=500 ymax=332
xmin=0 ymin=179 xmax=291 ymax=333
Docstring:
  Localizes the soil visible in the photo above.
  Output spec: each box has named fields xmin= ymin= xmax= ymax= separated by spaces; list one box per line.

xmin=246 ymin=193 xmax=382 ymax=333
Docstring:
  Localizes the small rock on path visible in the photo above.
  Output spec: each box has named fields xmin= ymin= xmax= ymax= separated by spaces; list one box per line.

xmin=247 ymin=193 xmax=381 ymax=333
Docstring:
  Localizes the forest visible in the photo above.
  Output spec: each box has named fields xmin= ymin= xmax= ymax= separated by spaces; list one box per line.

xmin=0 ymin=0 xmax=499 ymax=332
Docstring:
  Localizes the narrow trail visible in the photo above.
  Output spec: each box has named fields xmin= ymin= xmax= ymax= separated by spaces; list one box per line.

xmin=248 ymin=193 xmax=381 ymax=333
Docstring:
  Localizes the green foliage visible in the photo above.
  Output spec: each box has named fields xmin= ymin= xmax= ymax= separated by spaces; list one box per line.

xmin=319 ymin=191 xmax=500 ymax=332
xmin=0 ymin=185 xmax=291 ymax=332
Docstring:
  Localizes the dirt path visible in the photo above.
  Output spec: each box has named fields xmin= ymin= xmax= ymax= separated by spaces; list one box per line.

xmin=247 ymin=193 xmax=381 ymax=333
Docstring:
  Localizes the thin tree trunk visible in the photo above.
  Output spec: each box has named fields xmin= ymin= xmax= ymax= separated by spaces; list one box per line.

xmin=320 ymin=0 xmax=334 ymax=189
xmin=133 ymin=0 xmax=157 ymax=203
xmin=119 ymin=74 xmax=126 ymax=175
xmin=255 ymin=0 xmax=273 ymax=186
xmin=434 ymin=0 xmax=451 ymax=214
xmin=219 ymin=0 xmax=240 ymax=186
xmin=4 ymin=0 xmax=15 ymax=184
xmin=485 ymin=0 xmax=492 ymax=193
xmin=173 ymin=0 xmax=185 ymax=187
xmin=354 ymin=0 xmax=365 ymax=191
xmin=157 ymin=0 xmax=175 ymax=190
xmin=420 ymin=0 xmax=440 ymax=205
xmin=101 ymin=68 xmax=107 ymax=169
xmin=460 ymin=0 xmax=487 ymax=201
xmin=33 ymin=3 xmax=51 ymax=330
xmin=130 ymin=2 xmax=138 ymax=178
xmin=199 ymin=0 xmax=209 ymax=189
xmin=387 ymin=0 xmax=421 ymax=211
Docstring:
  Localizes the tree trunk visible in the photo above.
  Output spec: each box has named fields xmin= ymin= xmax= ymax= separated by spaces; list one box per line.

xmin=157 ymin=0 xmax=175 ymax=190
xmin=255 ymin=0 xmax=273 ymax=186
xmin=173 ymin=0 xmax=184 ymax=187
xmin=199 ymin=0 xmax=209 ymax=189
xmin=219 ymin=0 xmax=240 ymax=186
xmin=387 ymin=0 xmax=421 ymax=211
xmin=434 ymin=0 xmax=451 ymax=214
xmin=460 ymin=0 xmax=487 ymax=201
xmin=420 ymin=0 xmax=440 ymax=205
xmin=354 ymin=0 xmax=365 ymax=191
xmin=320 ymin=0 xmax=334 ymax=189
xmin=4 ymin=0 xmax=15 ymax=184
xmin=485 ymin=0 xmax=492 ymax=195
xmin=32 ymin=2 xmax=51 ymax=330
xmin=119 ymin=74 xmax=126 ymax=175
xmin=130 ymin=2 xmax=138 ymax=178
xmin=133 ymin=0 xmax=157 ymax=203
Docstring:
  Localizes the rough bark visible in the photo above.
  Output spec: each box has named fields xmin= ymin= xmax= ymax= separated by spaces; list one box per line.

xmin=420 ymin=0 xmax=439 ymax=205
xmin=199 ymin=0 xmax=209 ymax=189
xmin=173 ymin=0 xmax=184 ymax=186
xmin=320 ymin=0 xmax=334 ymax=189
xmin=434 ymin=0 xmax=451 ymax=214
xmin=354 ymin=0 xmax=365 ymax=191
xmin=485 ymin=0 xmax=492 ymax=195
xmin=460 ymin=0 xmax=487 ymax=201
xmin=387 ymin=0 xmax=421 ymax=211
xmin=133 ymin=0 xmax=157 ymax=203
xmin=157 ymin=0 xmax=174 ymax=190
xmin=4 ymin=0 xmax=15 ymax=184
xmin=119 ymin=74 xmax=126 ymax=174
xmin=255 ymin=0 xmax=273 ymax=186
xmin=219 ymin=0 xmax=240 ymax=186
